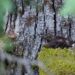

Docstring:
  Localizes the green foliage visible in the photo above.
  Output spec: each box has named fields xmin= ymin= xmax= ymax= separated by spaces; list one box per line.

xmin=0 ymin=62 xmax=6 ymax=75
xmin=0 ymin=35 xmax=14 ymax=54
xmin=24 ymin=0 xmax=30 ymax=5
xmin=38 ymin=47 xmax=75 ymax=75
xmin=60 ymin=0 xmax=75 ymax=16
xmin=0 ymin=25 xmax=4 ymax=34
xmin=0 ymin=0 xmax=13 ymax=33
xmin=3 ymin=40 xmax=14 ymax=54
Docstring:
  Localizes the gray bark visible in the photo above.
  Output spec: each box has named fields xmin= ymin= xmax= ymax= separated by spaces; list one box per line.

xmin=4 ymin=0 xmax=75 ymax=75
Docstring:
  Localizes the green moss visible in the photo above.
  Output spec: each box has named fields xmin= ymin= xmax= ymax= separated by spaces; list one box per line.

xmin=38 ymin=47 xmax=75 ymax=75
xmin=0 ymin=35 xmax=15 ymax=54
xmin=24 ymin=0 xmax=30 ymax=5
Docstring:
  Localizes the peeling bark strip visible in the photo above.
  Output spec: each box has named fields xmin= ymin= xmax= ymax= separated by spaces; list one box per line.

xmin=34 ymin=0 xmax=38 ymax=39
xmin=43 ymin=0 xmax=46 ymax=34
xmin=52 ymin=0 xmax=57 ymax=36
xmin=21 ymin=0 xmax=24 ymax=15
xmin=68 ymin=17 xmax=72 ymax=39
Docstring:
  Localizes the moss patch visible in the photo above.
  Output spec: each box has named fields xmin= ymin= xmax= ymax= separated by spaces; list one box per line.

xmin=0 ymin=35 xmax=15 ymax=54
xmin=38 ymin=48 xmax=75 ymax=75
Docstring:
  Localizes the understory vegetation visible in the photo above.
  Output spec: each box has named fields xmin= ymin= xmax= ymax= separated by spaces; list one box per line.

xmin=38 ymin=47 xmax=75 ymax=75
xmin=0 ymin=35 xmax=14 ymax=53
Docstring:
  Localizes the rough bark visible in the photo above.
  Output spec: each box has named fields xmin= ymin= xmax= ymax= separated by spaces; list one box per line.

xmin=4 ymin=0 xmax=75 ymax=75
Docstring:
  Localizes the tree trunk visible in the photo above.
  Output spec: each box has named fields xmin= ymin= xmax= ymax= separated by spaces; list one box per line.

xmin=5 ymin=0 xmax=75 ymax=75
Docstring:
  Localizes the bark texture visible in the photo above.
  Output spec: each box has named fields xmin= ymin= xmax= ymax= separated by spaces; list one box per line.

xmin=4 ymin=0 xmax=75 ymax=75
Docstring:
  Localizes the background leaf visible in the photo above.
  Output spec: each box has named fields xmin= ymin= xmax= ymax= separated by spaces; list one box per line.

xmin=0 ymin=0 xmax=13 ymax=34
xmin=60 ymin=0 xmax=75 ymax=17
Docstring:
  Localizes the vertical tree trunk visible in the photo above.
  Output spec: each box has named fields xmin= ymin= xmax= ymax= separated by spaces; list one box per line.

xmin=5 ymin=0 xmax=75 ymax=75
